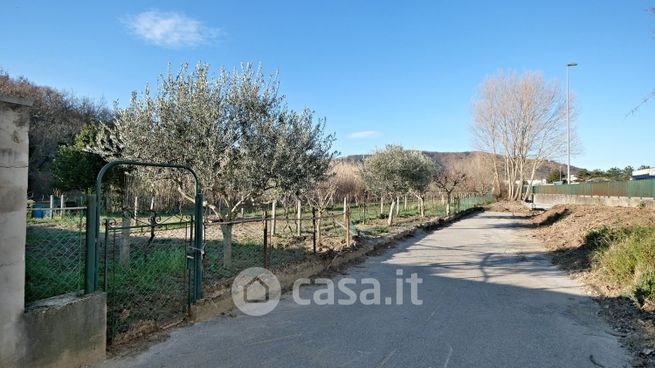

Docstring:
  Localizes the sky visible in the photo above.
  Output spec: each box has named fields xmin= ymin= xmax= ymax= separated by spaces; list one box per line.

xmin=1 ymin=1 xmax=654 ymax=170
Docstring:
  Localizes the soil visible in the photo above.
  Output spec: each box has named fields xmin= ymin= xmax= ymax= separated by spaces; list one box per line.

xmin=524 ymin=204 xmax=655 ymax=367
xmin=483 ymin=200 xmax=535 ymax=214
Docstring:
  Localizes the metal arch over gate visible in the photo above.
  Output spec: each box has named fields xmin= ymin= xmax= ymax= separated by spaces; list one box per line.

xmin=88 ymin=160 xmax=204 ymax=342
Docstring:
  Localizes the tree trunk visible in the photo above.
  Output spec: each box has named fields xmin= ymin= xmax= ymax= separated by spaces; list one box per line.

xmin=380 ymin=195 xmax=384 ymax=215
xmin=395 ymin=196 xmax=400 ymax=216
xmin=418 ymin=196 xmax=425 ymax=217
xmin=296 ymin=199 xmax=301 ymax=236
xmin=387 ymin=199 xmax=396 ymax=226
xmin=446 ymin=193 xmax=452 ymax=216
xmin=221 ymin=223 xmax=233 ymax=269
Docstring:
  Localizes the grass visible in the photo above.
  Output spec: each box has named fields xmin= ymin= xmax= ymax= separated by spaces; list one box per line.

xmin=25 ymin=224 xmax=84 ymax=303
xmin=25 ymin=257 xmax=83 ymax=302
xmin=590 ymin=226 xmax=655 ymax=305
xmin=203 ymin=239 xmax=308 ymax=280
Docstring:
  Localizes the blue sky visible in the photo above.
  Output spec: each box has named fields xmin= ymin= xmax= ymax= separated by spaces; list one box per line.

xmin=1 ymin=1 xmax=654 ymax=169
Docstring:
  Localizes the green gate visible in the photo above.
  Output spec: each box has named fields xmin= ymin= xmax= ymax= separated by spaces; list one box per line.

xmin=88 ymin=160 xmax=203 ymax=343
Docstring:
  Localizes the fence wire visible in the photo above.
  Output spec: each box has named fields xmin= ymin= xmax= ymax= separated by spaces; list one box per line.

xmin=202 ymin=212 xmax=349 ymax=289
xmin=25 ymin=206 xmax=86 ymax=304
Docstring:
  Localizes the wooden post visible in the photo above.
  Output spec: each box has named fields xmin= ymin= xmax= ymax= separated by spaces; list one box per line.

xmin=60 ymin=194 xmax=65 ymax=217
xmin=343 ymin=196 xmax=347 ymax=224
xmin=134 ymin=196 xmax=138 ymax=219
xmin=345 ymin=206 xmax=350 ymax=248
xmin=296 ymin=199 xmax=301 ymax=236
xmin=271 ymin=201 xmax=277 ymax=235
xmin=49 ymin=194 xmax=54 ymax=219
xmin=263 ymin=210 xmax=269 ymax=268
xmin=380 ymin=195 xmax=384 ymax=215
xmin=395 ymin=196 xmax=400 ymax=216
xmin=312 ymin=207 xmax=316 ymax=254
xmin=404 ymin=195 xmax=407 ymax=210
xmin=150 ymin=197 xmax=154 ymax=210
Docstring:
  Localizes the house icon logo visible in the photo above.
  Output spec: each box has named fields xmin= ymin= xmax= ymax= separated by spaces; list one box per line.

xmin=232 ymin=267 xmax=281 ymax=316
xmin=244 ymin=276 xmax=270 ymax=303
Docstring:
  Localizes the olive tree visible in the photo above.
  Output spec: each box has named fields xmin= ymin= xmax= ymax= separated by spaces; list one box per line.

xmin=92 ymin=63 xmax=335 ymax=268
xmin=403 ymin=151 xmax=436 ymax=217
xmin=361 ymin=145 xmax=435 ymax=225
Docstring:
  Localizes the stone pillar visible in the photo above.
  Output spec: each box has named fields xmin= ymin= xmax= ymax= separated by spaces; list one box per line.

xmin=0 ymin=95 xmax=32 ymax=365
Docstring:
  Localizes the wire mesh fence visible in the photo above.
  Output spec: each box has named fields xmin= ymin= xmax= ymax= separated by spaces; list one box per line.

xmin=98 ymin=203 xmax=196 ymax=344
xmin=202 ymin=211 xmax=350 ymax=290
xmin=25 ymin=206 xmax=86 ymax=304
xmin=23 ymin=179 xmax=492 ymax=343
xmin=200 ymin=193 xmax=491 ymax=292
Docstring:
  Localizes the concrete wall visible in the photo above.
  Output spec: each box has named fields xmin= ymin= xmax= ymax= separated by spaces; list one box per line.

xmin=0 ymin=96 xmax=107 ymax=367
xmin=0 ymin=96 xmax=32 ymax=364
xmin=18 ymin=293 xmax=106 ymax=368
xmin=533 ymin=193 xmax=655 ymax=209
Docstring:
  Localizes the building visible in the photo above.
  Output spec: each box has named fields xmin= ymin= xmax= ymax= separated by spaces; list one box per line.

xmin=632 ymin=167 xmax=655 ymax=180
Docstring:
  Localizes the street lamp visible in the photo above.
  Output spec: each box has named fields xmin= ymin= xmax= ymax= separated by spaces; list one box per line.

xmin=566 ymin=62 xmax=578 ymax=184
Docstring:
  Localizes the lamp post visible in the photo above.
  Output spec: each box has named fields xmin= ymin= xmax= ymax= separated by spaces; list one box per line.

xmin=566 ymin=62 xmax=578 ymax=184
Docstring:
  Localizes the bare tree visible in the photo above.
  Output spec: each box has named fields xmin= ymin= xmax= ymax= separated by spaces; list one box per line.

xmin=433 ymin=169 xmax=466 ymax=216
xmin=303 ymin=174 xmax=338 ymax=247
xmin=472 ymin=71 xmax=574 ymax=201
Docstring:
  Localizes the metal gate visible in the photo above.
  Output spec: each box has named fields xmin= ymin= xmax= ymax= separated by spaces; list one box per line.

xmin=89 ymin=160 xmax=203 ymax=344
xmin=101 ymin=213 xmax=195 ymax=343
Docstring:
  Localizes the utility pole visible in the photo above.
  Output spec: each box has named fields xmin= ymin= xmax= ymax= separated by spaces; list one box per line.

xmin=566 ymin=62 xmax=578 ymax=184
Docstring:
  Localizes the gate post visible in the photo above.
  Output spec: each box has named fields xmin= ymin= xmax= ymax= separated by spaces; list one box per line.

xmin=193 ymin=193 xmax=203 ymax=301
xmin=85 ymin=195 xmax=97 ymax=293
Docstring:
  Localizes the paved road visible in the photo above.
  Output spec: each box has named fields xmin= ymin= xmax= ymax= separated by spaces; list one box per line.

xmin=98 ymin=212 xmax=629 ymax=368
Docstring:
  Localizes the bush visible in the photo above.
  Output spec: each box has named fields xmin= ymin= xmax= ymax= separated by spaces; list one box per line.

xmin=592 ymin=226 xmax=655 ymax=304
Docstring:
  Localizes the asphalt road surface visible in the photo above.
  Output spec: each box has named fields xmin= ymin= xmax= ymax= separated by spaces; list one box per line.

xmin=98 ymin=211 xmax=629 ymax=368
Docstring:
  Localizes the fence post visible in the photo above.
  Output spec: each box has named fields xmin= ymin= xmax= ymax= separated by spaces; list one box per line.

xmin=345 ymin=206 xmax=350 ymax=248
xmin=85 ymin=195 xmax=97 ymax=293
xmin=271 ymin=201 xmax=276 ymax=235
xmin=263 ymin=210 xmax=269 ymax=268
xmin=193 ymin=193 xmax=203 ymax=301
xmin=60 ymin=194 xmax=65 ymax=217
xmin=343 ymin=196 xmax=347 ymax=224
xmin=296 ymin=199 xmax=302 ymax=236
xmin=312 ymin=207 xmax=317 ymax=255
xmin=49 ymin=194 xmax=54 ymax=219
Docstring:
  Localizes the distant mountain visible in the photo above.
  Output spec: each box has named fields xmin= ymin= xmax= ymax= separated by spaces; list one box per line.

xmin=337 ymin=150 xmax=581 ymax=180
